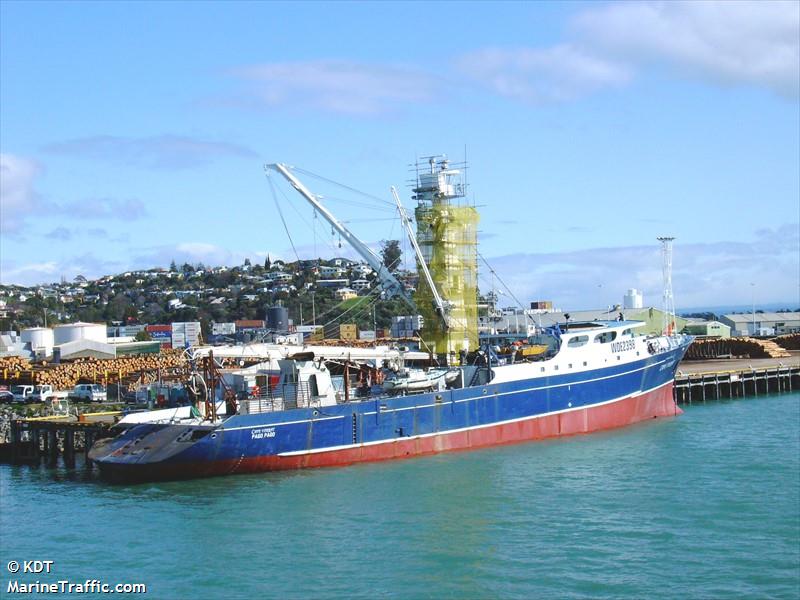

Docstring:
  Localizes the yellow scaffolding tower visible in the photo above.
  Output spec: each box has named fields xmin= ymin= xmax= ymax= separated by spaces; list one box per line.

xmin=412 ymin=158 xmax=479 ymax=362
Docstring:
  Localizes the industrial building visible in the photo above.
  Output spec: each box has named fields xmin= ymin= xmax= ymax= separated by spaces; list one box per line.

xmin=683 ymin=320 xmax=732 ymax=339
xmin=720 ymin=312 xmax=800 ymax=337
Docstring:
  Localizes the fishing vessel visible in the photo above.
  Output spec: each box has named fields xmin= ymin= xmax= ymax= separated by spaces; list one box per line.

xmin=89 ymin=158 xmax=691 ymax=481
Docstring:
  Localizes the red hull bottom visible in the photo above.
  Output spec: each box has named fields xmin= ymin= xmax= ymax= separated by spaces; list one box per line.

xmin=102 ymin=383 xmax=680 ymax=481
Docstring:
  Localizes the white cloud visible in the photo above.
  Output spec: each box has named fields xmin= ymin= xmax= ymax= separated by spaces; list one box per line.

xmin=459 ymin=44 xmax=632 ymax=103
xmin=59 ymin=197 xmax=147 ymax=220
xmin=0 ymin=261 xmax=60 ymax=285
xmin=230 ymin=60 xmax=440 ymax=115
xmin=459 ymin=0 xmax=799 ymax=103
xmin=0 ymin=253 xmax=123 ymax=286
xmin=45 ymin=227 xmax=72 ymax=241
xmin=44 ymin=135 xmax=257 ymax=169
xmin=132 ymin=242 xmax=239 ymax=270
xmin=485 ymin=224 xmax=799 ymax=310
xmin=574 ymin=0 xmax=800 ymax=99
xmin=0 ymin=153 xmax=42 ymax=234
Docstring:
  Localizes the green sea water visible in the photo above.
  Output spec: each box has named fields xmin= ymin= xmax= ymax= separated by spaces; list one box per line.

xmin=1 ymin=392 xmax=798 ymax=599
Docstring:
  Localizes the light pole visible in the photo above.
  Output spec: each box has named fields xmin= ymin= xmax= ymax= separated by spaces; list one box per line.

xmin=750 ymin=282 xmax=756 ymax=336
xmin=311 ymin=291 xmax=316 ymax=326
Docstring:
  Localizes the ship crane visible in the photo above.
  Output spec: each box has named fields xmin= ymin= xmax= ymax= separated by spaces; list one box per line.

xmin=266 ymin=163 xmax=415 ymax=310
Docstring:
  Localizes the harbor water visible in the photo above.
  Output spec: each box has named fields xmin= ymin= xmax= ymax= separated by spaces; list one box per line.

xmin=1 ymin=392 xmax=798 ymax=599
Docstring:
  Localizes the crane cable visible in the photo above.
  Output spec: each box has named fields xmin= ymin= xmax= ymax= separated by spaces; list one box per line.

xmin=266 ymin=171 xmax=302 ymax=264
xmin=478 ymin=252 xmax=534 ymax=324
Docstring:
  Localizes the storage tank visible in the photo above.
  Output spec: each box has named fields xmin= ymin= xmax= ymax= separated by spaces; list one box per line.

xmin=623 ymin=289 xmax=643 ymax=309
xmin=21 ymin=327 xmax=54 ymax=355
xmin=53 ymin=322 xmax=107 ymax=345
xmin=266 ymin=306 xmax=289 ymax=332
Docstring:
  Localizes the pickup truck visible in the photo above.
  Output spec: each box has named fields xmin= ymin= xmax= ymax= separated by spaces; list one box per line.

xmin=11 ymin=385 xmax=68 ymax=404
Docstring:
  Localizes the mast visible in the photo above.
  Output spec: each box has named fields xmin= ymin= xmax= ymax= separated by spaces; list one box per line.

xmin=266 ymin=163 xmax=414 ymax=309
xmin=657 ymin=236 xmax=676 ymax=335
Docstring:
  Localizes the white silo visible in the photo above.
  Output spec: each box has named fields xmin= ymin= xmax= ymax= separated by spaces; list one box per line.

xmin=21 ymin=327 xmax=55 ymax=356
xmin=53 ymin=322 xmax=107 ymax=345
xmin=623 ymin=289 xmax=643 ymax=309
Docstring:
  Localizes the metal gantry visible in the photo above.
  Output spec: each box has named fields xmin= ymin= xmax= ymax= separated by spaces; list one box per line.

xmin=657 ymin=236 xmax=676 ymax=335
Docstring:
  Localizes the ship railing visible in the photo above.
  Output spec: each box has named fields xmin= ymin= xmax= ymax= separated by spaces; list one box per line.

xmin=241 ymin=382 xmax=316 ymax=415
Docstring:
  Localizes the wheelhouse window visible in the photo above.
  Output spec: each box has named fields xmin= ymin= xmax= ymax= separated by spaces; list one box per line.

xmin=594 ymin=331 xmax=617 ymax=344
xmin=567 ymin=335 xmax=589 ymax=348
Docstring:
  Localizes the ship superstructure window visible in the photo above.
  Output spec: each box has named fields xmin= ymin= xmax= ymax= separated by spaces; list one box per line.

xmin=567 ymin=335 xmax=589 ymax=348
xmin=622 ymin=328 xmax=632 ymax=336
xmin=594 ymin=331 xmax=617 ymax=344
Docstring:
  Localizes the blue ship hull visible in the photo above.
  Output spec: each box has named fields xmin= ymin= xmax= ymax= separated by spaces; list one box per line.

xmin=90 ymin=342 xmax=689 ymax=481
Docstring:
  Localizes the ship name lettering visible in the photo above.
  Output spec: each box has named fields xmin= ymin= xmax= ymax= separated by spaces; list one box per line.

xmin=251 ymin=427 xmax=276 ymax=440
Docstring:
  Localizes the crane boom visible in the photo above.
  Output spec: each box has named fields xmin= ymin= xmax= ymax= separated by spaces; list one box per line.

xmin=266 ymin=163 xmax=415 ymax=309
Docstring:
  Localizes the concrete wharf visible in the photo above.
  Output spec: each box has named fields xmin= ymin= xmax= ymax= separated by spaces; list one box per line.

xmin=674 ymin=354 xmax=800 ymax=404
xmin=7 ymin=414 xmax=118 ymax=466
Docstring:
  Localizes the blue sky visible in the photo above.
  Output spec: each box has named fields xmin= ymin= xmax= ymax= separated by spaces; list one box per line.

xmin=1 ymin=0 xmax=798 ymax=310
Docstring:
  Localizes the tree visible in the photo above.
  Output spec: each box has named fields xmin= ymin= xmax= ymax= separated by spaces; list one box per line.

xmin=134 ymin=330 xmax=152 ymax=342
xmin=170 ymin=260 xmax=177 ymax=272
xmin=380 ymin=240 xmax=402 ymax=273
xmin=244 ymin=258 xmax=251 ymax=267
xmin=264 ymin=255 xmax=271 ymax=270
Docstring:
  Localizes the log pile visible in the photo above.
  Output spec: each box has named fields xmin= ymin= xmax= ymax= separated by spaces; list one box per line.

xmin=0 ymin=350 xmax=188 ymax=390
xmin=774 ymin=333 xmax=800 ymax=351
xmin=311 ymin=337 xmax=419 ymax=348
xmin=685 ymin=337 xmax=792 ymax=360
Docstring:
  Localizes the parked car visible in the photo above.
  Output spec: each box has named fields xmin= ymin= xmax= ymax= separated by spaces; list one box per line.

xmin=0 ymin=389 xmax=14 ymax=404
xmin=71 ymin=384 xmax=107 ymax=403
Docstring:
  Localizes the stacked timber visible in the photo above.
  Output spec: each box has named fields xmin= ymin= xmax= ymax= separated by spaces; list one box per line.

xmin=312 ymin=337 xmax=419 ymax=348
xmin=0 ymin=350 xmax=188 ymax=389
xmin=0 ymin=356 xmax=33 ymax=372
xmin=685 ymin=337 xmax=792 ymax=360
xmin=774 ymin=333 xmax=800 ymax=351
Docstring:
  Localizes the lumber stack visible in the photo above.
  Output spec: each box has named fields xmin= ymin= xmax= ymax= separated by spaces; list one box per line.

xmin=0 ymin=349 xmax=188 ymax=389
xmin=774 ymin=333 xmax=800 ymax=351
xmin=685 ymin=337 xmax=792 ymax=360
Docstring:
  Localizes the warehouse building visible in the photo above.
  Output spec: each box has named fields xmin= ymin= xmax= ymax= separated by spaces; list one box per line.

xmin=683 ymin=320 xmax=731 ymax=339
xmin=719 ymin=311 xmax=800 ymax=337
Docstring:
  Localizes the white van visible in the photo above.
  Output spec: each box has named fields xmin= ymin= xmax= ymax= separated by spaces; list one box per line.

xmin=71 ymin=384 xmax=107 ymax=403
